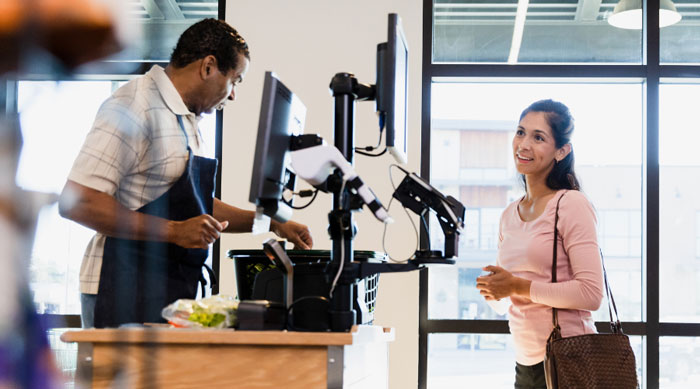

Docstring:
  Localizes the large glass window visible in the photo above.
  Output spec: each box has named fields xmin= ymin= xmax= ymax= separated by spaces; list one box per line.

xmin=659 ymin=337 xmax=700 ymax=386
xmin=18 ymin=81 xmax=116 ymax=314
xmin=432 ymin=0 xmax=642 ymax=63
xmin=423 ymin=1 xmax=699 ymax=387
xmin=115 ymin=0 xmax=219 ymax=63
xmin=428 ymin=333 xmax=644 ymax=388
xmin=428 ymin=333 xmax=515 ymax=388
xmin=661 ymin=1 xmax=700 ymax=64
xmin=696 ymin=211 xmax=700 ymax=258
xmin=659 ymin=83 xmax=700 ymax=323
xmin=428 ymin=82 xmax=643 ymax=322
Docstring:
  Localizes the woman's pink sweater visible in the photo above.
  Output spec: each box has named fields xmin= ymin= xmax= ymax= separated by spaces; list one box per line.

xmin=497 ymin=190 xmax=604 ymax=365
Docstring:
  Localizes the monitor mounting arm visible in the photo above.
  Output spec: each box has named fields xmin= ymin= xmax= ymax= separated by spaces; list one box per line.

xmin=289 ymin=134 xmax=391 ymax=224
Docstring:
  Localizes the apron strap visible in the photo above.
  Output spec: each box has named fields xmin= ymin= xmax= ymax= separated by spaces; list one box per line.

xmin=176 ymin=115 xmax=190 ymax=146
xmin=179 ymin=114 xmax=216 ymax=298
xmin=177 ymin=114 xmax=204 ymax=150
xmin=199 ymin=263 xmax=218 ymax=298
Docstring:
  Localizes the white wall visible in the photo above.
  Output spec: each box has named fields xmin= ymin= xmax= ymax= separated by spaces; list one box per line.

xmin=219 ymin=1 xmax=423 ymax=388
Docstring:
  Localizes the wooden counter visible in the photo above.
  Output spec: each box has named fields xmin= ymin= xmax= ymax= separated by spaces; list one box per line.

xmin=61 ymin=325 xmax=394 ymax=389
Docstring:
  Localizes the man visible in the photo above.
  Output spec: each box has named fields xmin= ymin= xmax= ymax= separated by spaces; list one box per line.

xmin=58 ymin=19 xmax=313 ymax=328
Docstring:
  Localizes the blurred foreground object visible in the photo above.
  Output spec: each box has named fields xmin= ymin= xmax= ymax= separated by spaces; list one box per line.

xmin=0 ymin=0 xmax=124 ymax=73
xmin=0 ymin=117 xmax=61 ymax=388
xmin=1 ymin=1 xmax=125 ymax=387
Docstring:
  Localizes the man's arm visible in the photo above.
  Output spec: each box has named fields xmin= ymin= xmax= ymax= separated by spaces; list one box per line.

xmin=213 ymin=198 xmax=313 ymax=249
xmin=212 ymin=198 xmax=256 ymax=233
xmin=59 ymin=180 xmax=227 ymax=249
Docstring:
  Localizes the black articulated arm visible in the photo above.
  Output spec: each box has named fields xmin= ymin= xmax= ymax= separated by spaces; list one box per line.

xmin=392 ymin=171 xmax=466 ymax=262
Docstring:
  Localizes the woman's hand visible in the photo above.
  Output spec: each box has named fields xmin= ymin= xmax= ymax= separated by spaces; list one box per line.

xmin=476 ymin=265 xmax=531 ymax=301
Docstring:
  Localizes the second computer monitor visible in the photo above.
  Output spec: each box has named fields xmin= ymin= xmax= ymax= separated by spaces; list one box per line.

xmin=248 ymin=71 xmax=306 ymax=222
xmin=377 ymin=13 xmax=408 ymax=164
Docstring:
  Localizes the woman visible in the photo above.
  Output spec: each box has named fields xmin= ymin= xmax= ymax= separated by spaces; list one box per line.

xmin=476 ymin=99 xmax=604 ymax=388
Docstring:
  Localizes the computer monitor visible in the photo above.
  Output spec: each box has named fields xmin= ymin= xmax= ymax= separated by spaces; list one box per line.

xmin=376 ymin=13 xmax=409 ymax=164
xmin=249 ymin=72 xmax=306 ymax=223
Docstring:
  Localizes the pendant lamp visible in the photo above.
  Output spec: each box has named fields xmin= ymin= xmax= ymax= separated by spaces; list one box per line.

xmin=607 ymin=0 xmax=682 ymax=29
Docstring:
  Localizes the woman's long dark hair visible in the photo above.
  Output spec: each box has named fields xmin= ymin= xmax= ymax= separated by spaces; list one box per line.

xmin=519 ymin=99 xmax=580 ymax=191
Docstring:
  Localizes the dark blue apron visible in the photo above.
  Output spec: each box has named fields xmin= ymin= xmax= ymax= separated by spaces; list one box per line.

xmin=94 ymin=116 xmax=218 ymax=328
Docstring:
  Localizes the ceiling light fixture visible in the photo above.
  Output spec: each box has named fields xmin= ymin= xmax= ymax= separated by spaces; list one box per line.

xmin=607 ymin=0 xmax=682 ymax=29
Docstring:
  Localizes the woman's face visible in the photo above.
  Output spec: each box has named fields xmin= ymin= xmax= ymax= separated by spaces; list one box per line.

xmin=512 ymin=111 xmax=562 ymax=177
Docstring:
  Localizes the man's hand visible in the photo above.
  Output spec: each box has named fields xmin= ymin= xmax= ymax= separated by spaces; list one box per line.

xmin=210 ymin=199 xmax=313 ymax=249
xmin=476 ymin=265 xmax=531 ymax=301
xmin=271 ymin=220 xmax=313 ymax=250
xmin=168 ymin=214 xmax=229 ymax=249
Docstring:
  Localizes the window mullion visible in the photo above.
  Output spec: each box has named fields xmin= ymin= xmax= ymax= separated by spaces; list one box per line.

xmin=645 ymin=0 xmax=661 ymax=387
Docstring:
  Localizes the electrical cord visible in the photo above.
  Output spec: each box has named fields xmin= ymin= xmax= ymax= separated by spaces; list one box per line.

xmin=282 ymin=188 xmax=319 ymax=210
xmin=290 ymin=189 xmax=316 ymax=197
xmin=355 ymin=147 xmax=387 ymax=157
xmin=382 ymin=164 xmax=419 ymax=263
xmin=355 ymin=113 xmax=387 ymax=157
xmin=355 ymin=127 xmax=383 ymax=152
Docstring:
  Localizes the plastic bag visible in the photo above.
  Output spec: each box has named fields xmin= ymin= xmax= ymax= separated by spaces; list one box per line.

xmin=161 ymin=294 xmax=239 ymax=329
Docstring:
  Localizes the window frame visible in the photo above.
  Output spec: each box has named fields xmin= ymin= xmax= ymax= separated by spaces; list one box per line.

xmin=419 ymin=1 xmax=700 ymax=388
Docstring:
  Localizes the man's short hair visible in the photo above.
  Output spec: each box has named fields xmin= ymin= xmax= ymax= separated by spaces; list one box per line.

xmin=170 ymin=18 xmax=250 ymax=73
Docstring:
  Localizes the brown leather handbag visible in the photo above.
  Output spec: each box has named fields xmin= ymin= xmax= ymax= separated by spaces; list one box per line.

xmin=543 ymin=192 xmax=638 ymax=389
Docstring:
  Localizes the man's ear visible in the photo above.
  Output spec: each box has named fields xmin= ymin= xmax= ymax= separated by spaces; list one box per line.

xmin=557 ymin=143 xmax=572 ymax=162
xmin=200 ymin=55 xmax=217 ymax=79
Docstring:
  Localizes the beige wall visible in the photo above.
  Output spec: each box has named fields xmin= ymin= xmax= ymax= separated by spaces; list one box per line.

xmin=219 ymin=1 xmax=423 ymax=388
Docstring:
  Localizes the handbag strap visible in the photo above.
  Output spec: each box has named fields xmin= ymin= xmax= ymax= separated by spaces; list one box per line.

xmin=550 ymin=191 xmax=566 ymax=330
xmin=601 ymin=249 xmax=623 ymax=333
xmin=550 ymin=190 xmax=624 ymax=334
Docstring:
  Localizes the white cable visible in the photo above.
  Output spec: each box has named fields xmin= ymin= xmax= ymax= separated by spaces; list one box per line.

xmin=329 ymin=178 xmax=347 ymax=297
xmin=382 ymin=165 xmax=419 ymax=263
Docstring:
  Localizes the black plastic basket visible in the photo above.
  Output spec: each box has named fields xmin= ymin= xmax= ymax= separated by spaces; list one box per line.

xmin=228 ymin=249 xmax=383 ymax=330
